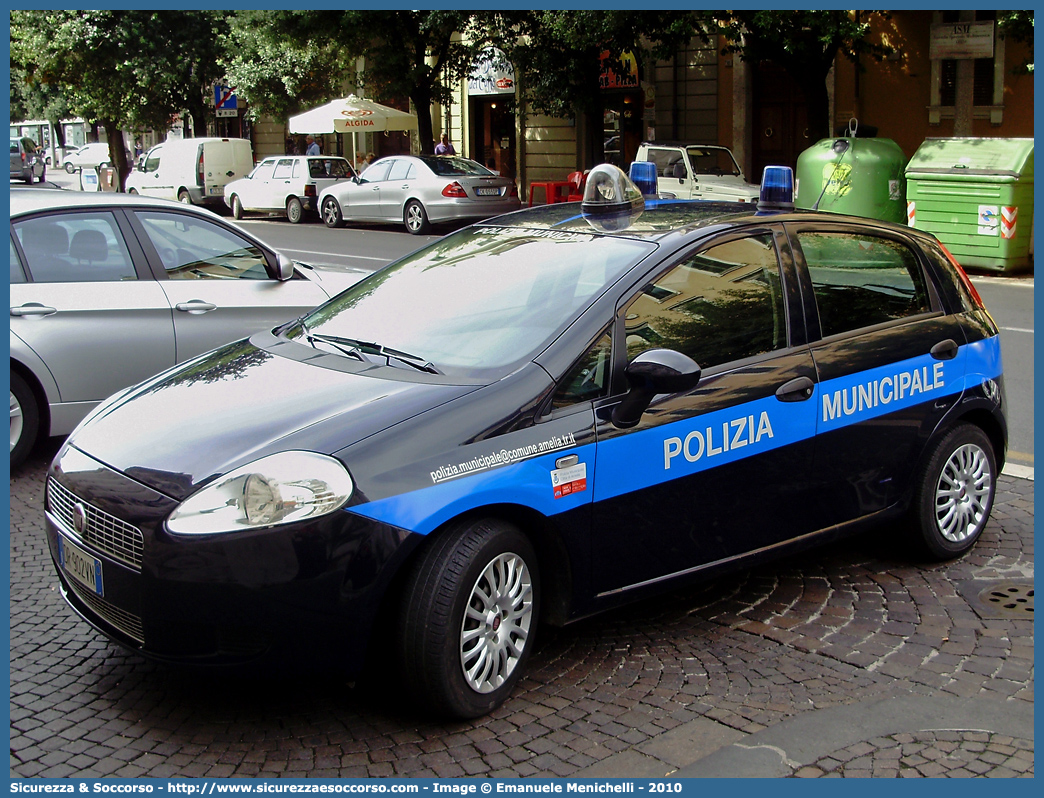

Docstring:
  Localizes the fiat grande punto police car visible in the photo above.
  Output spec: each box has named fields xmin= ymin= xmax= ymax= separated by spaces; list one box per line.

xmin=46 ymin=165 xmax=1005 ymax=718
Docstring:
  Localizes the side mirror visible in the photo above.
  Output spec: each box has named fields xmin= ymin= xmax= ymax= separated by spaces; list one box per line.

xmin=611 ymin=349 xmax=701 ymax=429
xmin=275 ymin=252 xmax=295 ymax=281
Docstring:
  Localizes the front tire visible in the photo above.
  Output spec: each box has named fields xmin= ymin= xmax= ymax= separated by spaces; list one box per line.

xmin=65 ymin=163 xmax=76 ymax=175
xmin=403 ymin=199 xmax=430 ymax=235
xmin=911 ymin=424 xmax=996 ymax=560
xmin=230 ymin=194 xmax=244 ymax=220
xmin=286 ymin=196 xmax=304 ymax=224
xmin=10 ymin=372 xmax=39 ymax=469
xmin=321 ymin=197 xmax=345 ymax=228
xmin=398 ymin=518 xmax=539 ymax=718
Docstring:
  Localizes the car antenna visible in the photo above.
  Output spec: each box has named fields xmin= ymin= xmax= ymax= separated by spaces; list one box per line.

xmin=812 ymin=118 xmax=857 ymax=212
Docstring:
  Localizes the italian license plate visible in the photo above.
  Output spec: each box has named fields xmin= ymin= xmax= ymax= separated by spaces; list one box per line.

xmin=477 ymin=187 xmax=500 ymax=196
xmin=209 ymin=186 xmax=222 ymax=195
xmin=58 ymin=534 xmax=103 ymax=597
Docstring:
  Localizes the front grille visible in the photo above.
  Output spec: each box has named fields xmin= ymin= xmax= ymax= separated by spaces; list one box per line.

xmin=47 ymin=478 xmax=144 ymax=570
xmin=65 ymin=577 xmax=145 ymax=644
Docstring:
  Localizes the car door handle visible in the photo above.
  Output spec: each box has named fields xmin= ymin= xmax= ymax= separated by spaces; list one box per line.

xmin=775 ymin=376 xmax=815 ymax=402
xmin=930 ymin=339 xmax=959 ymax=360
xmin=175 ymin=301 xmax=218 ymax=314
xmin=10 ymin=303 xmax=58 ymax=317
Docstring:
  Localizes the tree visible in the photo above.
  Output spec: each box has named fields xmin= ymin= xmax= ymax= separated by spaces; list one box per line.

xmin=225 ymin=11 xmax=494 ymax=155
xmin=712 ymin=11 xmax=892 ymax=141
xmin=11 ymin=10 xmax=226 ymax=189
xmin=998 ymin=11 xmax=1034 ymax=74
xmin=484 ymin=11 xmax=690 ymax=165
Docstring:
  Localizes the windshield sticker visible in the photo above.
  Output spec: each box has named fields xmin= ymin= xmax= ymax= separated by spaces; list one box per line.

xmin=431 ymin=432 xmax=578 ymax=484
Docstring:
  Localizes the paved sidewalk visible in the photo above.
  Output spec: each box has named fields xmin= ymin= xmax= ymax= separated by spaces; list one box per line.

xmin=10 ymin=437 xmax=1034 ymax=778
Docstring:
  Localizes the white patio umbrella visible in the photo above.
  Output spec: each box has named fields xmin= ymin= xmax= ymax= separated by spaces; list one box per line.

xmin=288 ymin=95 xmax=418 ymax=163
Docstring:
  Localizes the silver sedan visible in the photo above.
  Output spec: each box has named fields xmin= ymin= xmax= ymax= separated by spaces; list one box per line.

xmin=9 ymin=190 xmax=367 ymax=467
xmin=319 ymin=155 xmax=521 ymax=234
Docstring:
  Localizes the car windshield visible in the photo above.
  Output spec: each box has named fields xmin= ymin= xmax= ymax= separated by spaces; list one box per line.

xmin=686 ymin=147 xmax=741 ymax=177
xmin=291 ymin=225 xmax=655 ymax=378
xmin=417 ymin=156 xmax=494 ymax=177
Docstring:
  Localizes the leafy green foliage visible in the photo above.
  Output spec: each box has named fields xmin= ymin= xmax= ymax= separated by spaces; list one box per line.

xmin=11 ymin=10 xmax=226 ymax=186
xmin=998 ymin=11 xmax=1034 ymax=74
xmin=224 ymin=11 xmax=496 ymax=154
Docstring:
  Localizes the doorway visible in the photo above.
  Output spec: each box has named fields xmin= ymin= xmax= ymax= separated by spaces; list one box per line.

xmin=470 ymin=96 xmax=516 ymax=180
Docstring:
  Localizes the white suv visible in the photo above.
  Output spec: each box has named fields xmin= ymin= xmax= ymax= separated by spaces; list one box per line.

xmin=224 ymin=155 xmax=357 ymax=223
xmin=634 ymin=143 xmax=759 ymax=203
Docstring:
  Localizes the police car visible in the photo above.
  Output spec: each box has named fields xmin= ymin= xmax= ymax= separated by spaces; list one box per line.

xmin=45 ymin=164 xmax=1005 ymax=718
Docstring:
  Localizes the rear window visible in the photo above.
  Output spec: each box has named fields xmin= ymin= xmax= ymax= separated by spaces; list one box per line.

xmin=11 ymin=140 xmax=20 ymax=154
xmin=417 ymin=156 xmax=494 ymax=177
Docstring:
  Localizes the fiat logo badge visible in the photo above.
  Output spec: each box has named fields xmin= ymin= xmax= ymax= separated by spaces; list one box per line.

xmin=72 ymin=503 xmax=88 ymax=536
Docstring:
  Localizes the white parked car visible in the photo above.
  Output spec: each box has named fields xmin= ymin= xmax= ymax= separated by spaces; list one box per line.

xmin=125 ymin=138 xmax=254 ymax=208
xmin=62 ymin=142 xmax=130 ymax=174
xmin=224 ymin=155 xmax=357 ymax=223
xmin=634 ymin=142 xmax=760 ymax=202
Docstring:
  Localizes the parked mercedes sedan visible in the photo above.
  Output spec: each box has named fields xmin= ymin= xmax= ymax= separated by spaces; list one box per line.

xmin=10 ymin=190 xmax=368 ymax=467
xmin=320 ymin=155 xmax=521 ymax=234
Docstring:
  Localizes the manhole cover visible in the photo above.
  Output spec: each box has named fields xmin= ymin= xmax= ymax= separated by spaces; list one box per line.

xmin=977 ymin=583 xmax=1034 ymax=617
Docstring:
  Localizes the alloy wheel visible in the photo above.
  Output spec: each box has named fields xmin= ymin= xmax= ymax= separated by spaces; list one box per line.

xmin=459 ymin=552 xmax=534 ymax=694
xmin=934 ymin=442 xmax=992 ymax=543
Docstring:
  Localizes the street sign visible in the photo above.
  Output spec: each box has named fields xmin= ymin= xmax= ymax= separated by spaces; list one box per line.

xmin=216 ymin=109 xmax=238 ymax=118
xmin=214 ymin=85 xmax=238 ymax=113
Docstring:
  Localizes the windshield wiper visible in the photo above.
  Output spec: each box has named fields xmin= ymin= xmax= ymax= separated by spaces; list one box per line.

xmin=298 ymin=323 xmax=440 ymax=374
xmin=299 ymin=320 xmax=369 ymax=364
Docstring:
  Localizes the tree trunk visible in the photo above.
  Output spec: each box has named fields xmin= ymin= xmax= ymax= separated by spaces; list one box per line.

xmin=102 ymin=120 xmax=130 ymax=193
xmin=412 ymin=86 xmax=436 ymax=155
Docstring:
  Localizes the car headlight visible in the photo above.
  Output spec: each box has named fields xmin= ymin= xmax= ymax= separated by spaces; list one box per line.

xmin=167 ymin=451 xmax=354 ymax=535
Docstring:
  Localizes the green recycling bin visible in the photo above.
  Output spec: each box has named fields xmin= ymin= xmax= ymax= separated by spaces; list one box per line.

xmin=796 ymin=135 xmax=907 ymax=223
xmin=906 ymin=138 xmax=1034 ymax=273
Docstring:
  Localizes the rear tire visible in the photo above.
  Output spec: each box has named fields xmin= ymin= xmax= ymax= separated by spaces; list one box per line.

xmin=403 ymin=200 xmax=430 ymax=235
xmin=178 ymin=189 xmax=192 ymax=205
xmin=910 ymin=423 xmax=996 ymax=560
xmin=10 ymin=372 xmax=39 ymax=469
xmin=322 ymin=197 xmax=345 ymax=228
xmin=398 ymin=518 xmax=539 ymax=718
xmin=286 ymin=196 xmax=304 ymax=224
xmin=230 ymin=194 xmax=243 ymax=220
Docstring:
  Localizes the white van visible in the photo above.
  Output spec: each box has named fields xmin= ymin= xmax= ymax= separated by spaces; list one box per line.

xmin=126 ymin=137 xmax=254 ymax=207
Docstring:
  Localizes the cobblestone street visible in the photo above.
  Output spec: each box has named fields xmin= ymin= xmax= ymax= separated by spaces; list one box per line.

xmin=10 ymin=438 xmax=1034 ymax=779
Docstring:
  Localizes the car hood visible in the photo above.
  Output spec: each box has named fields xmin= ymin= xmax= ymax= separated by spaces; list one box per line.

xmin=66 ymin=336 xmax=478 ymax=501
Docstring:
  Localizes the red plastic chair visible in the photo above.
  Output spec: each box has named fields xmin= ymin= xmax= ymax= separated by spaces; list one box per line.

xmin=566 ymin=171 xmax=586 ymax=201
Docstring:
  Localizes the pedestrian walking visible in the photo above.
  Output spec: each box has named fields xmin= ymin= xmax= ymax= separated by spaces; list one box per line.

xmin=435 ymin=134 xmax=456 ymax=156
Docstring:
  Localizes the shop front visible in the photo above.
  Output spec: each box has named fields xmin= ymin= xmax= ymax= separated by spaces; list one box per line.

xmin=468 ymin=47 xmax=517 ymax=179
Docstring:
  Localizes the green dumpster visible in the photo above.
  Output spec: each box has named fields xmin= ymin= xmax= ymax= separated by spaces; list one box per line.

xmin=906 ymin=138 xmax=1034 ymax=273
xmin=796 ymin=135 xmax=907 ymax=224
